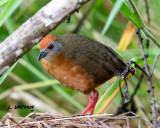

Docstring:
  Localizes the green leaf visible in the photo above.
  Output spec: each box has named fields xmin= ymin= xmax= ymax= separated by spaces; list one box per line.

xmin=101 ymin=0 xmax=124 ymax=35
xmin=5 ymin=16 xmax=16 ymax=33
xmin=131 ymin=57 xmax=154 ymax=65
xmin=0 ymin=0 xmax=23 ymax=27
xmin=110 ymin=0 xmax=144 ymax=28
xmin=0 ymin=61 xmax=18 ymax=85
xmin=0 ymin=0 xmax=8 ymax=7
xmin=110 ymin=0 xmax=160 ymax=48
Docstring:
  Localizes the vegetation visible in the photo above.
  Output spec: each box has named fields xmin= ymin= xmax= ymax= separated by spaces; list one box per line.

xmin=0 ymin=0 xmax=160 ymax=127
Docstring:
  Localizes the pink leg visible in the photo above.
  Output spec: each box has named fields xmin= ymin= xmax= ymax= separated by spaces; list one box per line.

xmin=90 ymin=89 xmax=99 ymax=115
xmin=81 ymin=94 xmax=94 ymax=115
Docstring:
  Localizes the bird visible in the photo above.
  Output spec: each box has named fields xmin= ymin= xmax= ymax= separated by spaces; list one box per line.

xmin=37 ymin=34 xmax=127 ymax=115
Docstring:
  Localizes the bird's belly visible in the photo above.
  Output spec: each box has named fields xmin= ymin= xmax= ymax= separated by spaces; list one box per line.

xmin=41 ymin=56 xmax=98 ymax=94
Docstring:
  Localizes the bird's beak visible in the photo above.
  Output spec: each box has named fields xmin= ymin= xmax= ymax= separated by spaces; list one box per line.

xmin=37 ymin=51 xmax=47 ymax=61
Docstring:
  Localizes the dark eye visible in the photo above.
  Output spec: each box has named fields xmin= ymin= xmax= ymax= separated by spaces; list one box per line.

xmin=49 ymin=44 xmax=54 ymax=50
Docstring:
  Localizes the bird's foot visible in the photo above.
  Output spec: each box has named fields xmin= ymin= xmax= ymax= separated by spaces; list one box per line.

xmin=90 ymin=90 xmax=99 ymax=115
xmin=117 ymin=61 xmax=135 ymax=104
xmin=81 ymin=89 xmax=99 ymax=115
xmin=81 ymin=94 xmax=94 ymax=115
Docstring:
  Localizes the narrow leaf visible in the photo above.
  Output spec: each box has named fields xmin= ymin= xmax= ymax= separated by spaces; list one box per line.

xmin=110 ymin=0 xmax=143 ymax=28
xmin=0 ymin=0 xmax=8 ymax=7
xmin=0 ymin=61 xmax=18 ymax=85
xmin=0 ymin=0 xmax=23 ymax=27
xmin=101 ymin=0 xmax=124 ymax=35
xmin=110 ymin=0 xmax=160 ymax=48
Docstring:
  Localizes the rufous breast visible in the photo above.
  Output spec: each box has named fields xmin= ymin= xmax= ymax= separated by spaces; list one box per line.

xmin=41 ymin=53 xmax=98 ymax=94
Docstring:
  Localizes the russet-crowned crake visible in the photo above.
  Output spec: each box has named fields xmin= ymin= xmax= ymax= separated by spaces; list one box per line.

xmin=37 ymin=34 xmax=126 ymax=115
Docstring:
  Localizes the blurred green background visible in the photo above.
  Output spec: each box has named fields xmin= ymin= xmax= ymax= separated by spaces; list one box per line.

xmin=0 ymin=0 xmax=160 ymax=127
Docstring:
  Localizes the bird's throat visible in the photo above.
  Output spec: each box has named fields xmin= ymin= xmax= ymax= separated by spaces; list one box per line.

xmin=43 ymin=53 xmax=64 ymax=64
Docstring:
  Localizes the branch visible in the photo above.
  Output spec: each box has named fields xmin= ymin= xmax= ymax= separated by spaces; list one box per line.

xmin=151 ymin=53 xmax=160 ymax=76
xmin=144 ymin=0 xmax=151 ymax=23
xmin=125 ymin=0 xmax=160 ymax=48
xmin=131 ymin=60 xmax=149 ymax=78
xmin=72 ymin=0 xmax=95 ymax=33
xmin=0 ymin=0 xmax=90 ymax=76
xmin=136 ymin=29 xmax=157 ymax=128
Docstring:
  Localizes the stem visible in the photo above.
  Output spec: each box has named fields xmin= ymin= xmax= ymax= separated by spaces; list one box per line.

xmin=126 ymin=0 xmax=160 ymax=48
xmin=72 ymin=0 xmax=96 ymax=33
xmin=151 ymin=53 xmax=160 ymax=76
xmin=141 ymin=27 xmax=160 ymax=48
xmin=127 ymin=0 xmax=144 ymax=25
xmin=136 ymin=29 xmax=157 ymax=128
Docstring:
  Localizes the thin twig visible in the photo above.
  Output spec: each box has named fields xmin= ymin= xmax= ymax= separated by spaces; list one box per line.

xmin=129 ymin=74 xmax=143 ymax=102
xmin=115 ymin=74 xmax=143 ymax=115
xmin=136 ymin=29 xmax=157 ymax=128
xmin=131 ymin=60 xmax=148 ymax=78
xmin=72 ymin=0 xmax=95 ymax=33
xmin=140 ymin=107 xmax=151 ymax=122
xmin=151 ymin=53 xmax=160 ymax=76
xmin=144 ymin=0 xmax=151 ymax=22
xmin=8 ymin=118 xmax=23 ymax=128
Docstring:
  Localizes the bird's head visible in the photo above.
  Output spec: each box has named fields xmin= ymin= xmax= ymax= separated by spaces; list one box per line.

xmin=37 ymin=35 xmax=62 ymax=61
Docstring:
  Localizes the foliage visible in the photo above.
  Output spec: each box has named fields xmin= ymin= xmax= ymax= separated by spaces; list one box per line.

xmin=0 ymin=0 xmax=160 ymax=127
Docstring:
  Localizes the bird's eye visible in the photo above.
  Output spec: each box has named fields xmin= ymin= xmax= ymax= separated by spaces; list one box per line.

xmin=48 ymin=44 xmax=54 ymax=50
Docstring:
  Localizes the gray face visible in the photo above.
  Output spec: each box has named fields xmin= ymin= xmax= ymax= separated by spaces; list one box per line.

xmin=45 ymin=41 xmax=62 ymax=55
xmin=37 ymin=41 xmax=62 ymax=61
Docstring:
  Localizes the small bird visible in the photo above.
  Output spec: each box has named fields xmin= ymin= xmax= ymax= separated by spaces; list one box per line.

xmin=37 ymin=34 xmax=127 ymax=115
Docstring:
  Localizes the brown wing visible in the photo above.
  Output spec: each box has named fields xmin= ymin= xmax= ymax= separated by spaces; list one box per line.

xmin=57 ymin=34 xmax=126 ymax=85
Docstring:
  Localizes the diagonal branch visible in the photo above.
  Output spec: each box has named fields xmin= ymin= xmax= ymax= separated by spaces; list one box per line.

xmin=130 ymin=60 xmax=149 ymax=78
xmin=72 ymin=0 xmax=95 ymax=33
xmin=136 ymin=29 xmax=157 ymax=128
xmin=0 ymin=0 xmax=90 ymax=76
xmin=151 ymin=53 xmax=160 ymax=76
